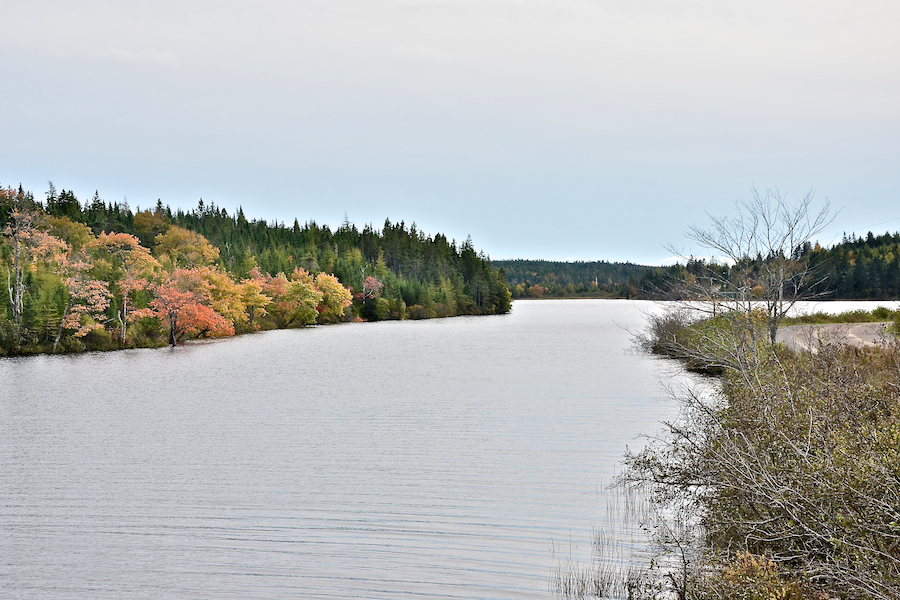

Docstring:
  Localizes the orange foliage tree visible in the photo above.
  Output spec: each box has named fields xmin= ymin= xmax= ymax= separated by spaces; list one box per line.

xmin=150 ymin=268 xmax=234 ymax=346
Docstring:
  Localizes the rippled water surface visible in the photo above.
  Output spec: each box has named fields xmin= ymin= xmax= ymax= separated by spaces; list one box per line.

xmin=1 ymin=300 xmax=688 ymax=599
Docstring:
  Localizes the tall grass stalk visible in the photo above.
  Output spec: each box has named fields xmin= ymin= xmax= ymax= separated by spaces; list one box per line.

xmin=551 ymin=485 xmax=660 ymax=599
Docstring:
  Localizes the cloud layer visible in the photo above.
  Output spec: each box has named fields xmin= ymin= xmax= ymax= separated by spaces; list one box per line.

xmin=2 ymin=0 xmax=898 ymax=261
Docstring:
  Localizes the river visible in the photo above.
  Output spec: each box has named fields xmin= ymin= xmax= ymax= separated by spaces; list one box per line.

xmin=0 ymin=300 xmax=705 ymax=599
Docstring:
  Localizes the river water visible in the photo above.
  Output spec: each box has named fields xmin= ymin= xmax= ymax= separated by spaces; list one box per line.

xmin=0 ymin=300 xmax=708 ymax=598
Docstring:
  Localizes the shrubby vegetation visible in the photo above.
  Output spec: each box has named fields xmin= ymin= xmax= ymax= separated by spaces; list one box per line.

xmin=0 ymin=183 xmax=510 ymax=355
xmin=782 ymin=305 xmax=900 ymax=330
xmin=626 ymin=310 xmax=900 ymax=600
xmin=558 ymin=191 xmax=900 ymax=599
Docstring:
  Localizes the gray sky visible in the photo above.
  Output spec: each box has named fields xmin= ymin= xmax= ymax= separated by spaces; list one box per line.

xmin=2 ymin=0 xmax=898 ymax=263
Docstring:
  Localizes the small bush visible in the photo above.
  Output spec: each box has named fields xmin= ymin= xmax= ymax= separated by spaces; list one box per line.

xmin=81 ymin=327 xmax=116 ymax=351
xmin=691 ymin=553 xmax=810 ymax=600
xmin=128 ymin=317 xmax=168 ymax=348
xmin=406 ymin=304 xmax=427 ymax=320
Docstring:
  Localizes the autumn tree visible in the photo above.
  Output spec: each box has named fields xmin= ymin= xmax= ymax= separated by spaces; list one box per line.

xmin=87 ymin=232 xmax=160 ymax=345
xmin=271 ymin=268 xmax=323 ymax=327
xmin=150 ymin=268 xmax=234 ymax=346
xmin=48 ymin=216 xmax=93 ymax=251
xmin=154 ymin=225 xmax=219 ymax=267
xmin=238 ymin=275 xmax=272 ymax=329
xmin=359 ymin=275 xmax=384 ymax=301
xmin=2 ymin=193 xmax=68 ymax=325
xmin=52 ymin=250 xmax=112 ymax=351
xmin=132 ymin=208 xmax=169 ymax=248
xmin=183 ymin=265 xmax=248 ymax=326
xmin=314 ymin=272 xmax=352 ymax=323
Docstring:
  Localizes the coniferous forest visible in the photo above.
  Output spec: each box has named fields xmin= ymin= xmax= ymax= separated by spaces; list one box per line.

xmin=500 ymin=234 xmax=900 ymax=302
xmin=494 ymin=259 xmax=653 ymax=298
xmin=636 ymin=235 xmax=900 ymax=301
xmin=0 ymin=183 xmax=511 ymax=355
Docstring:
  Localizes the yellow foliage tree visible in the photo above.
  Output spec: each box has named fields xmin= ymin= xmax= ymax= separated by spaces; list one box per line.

xmin=154 ymin=226 xmax=219 ymax=267
xmin=314 ymin=272 xmax=352 ymax=323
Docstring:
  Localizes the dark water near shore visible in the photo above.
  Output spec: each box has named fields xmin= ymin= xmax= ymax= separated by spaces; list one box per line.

xmin=0 ymin=300 xmax=688 ymax=599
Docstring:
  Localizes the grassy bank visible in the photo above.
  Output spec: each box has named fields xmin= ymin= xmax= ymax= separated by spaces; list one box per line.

xmin=782 ymin=306 xmax=900 ymax=327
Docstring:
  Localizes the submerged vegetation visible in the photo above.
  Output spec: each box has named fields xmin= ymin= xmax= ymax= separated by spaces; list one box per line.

xmin=0 ymin=183 xmax=510 ymax=355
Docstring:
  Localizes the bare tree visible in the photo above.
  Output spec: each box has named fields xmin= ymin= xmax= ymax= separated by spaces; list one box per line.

xmin=665 ymin=187 xmax=833 ymax=348
xmin=629 ymin=190 xmax=900 ymax=599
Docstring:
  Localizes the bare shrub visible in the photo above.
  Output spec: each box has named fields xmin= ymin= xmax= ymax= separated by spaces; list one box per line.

xmin=625 ymin=341 xmax=900 ymax=599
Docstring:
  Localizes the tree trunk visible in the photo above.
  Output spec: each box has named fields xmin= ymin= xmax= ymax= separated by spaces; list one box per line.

xmin=52 ymin=299 xmax=73 ymax=352
xmin=168 ymin=314 xmax=178 ymax=346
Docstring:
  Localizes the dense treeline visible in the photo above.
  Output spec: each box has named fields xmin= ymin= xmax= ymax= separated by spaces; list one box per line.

xmin=450 ymin=229 xmax=900 ymax=303
xmin=0 ymin=183 xmax=510 ymax=355
xmin=809 ymin=231 xmax=900 ymax=299
xmin=636 ymin=232 xmax=900 ymax=301
xmin=494 ymin=259 xmax=656 ymax=298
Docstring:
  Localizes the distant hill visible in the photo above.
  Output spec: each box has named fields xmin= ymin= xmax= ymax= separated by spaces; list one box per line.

xmin=493 ymin=259 xmax=657 ymax=299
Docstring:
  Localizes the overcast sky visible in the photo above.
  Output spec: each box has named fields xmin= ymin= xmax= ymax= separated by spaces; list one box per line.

xmin=2 ymin=1 xmax=898 ymax=263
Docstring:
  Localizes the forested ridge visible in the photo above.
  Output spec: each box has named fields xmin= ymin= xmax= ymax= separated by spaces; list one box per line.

xmin=499 ymin=231 xmax=900 ymax=301
xmin=494 ymin=259 xmax=653 ymax=298
xmin=0 ymin=183 xmax=511 ymax=355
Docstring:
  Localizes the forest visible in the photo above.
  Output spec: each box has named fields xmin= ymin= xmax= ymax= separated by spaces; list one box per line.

xmin=499 ymin=232 xmax=900 ymax=301
xmin=494 ymin=259 xmax=653 ymax=298
xmin=812 ymin=231 xmax=900 ymax=298
xmin=637 ymin=233 xmax=900 ymax=301
xmin=0 ymin=183 xmax=511 ymax=355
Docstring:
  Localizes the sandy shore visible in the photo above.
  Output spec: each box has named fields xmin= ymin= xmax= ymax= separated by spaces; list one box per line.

xmin=776 ymin=322 xmax=894 ymax=353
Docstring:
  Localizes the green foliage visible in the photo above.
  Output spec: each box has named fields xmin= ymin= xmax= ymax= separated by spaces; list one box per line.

xmin=495 ymin=259 xmax=653 ymax=298
xmin=808 ymin=231 xmax=900 ymax=299
xmin=80 ymin=326 xmax=117 ymax=351
xmin=77 ymin=196 xmax=510 ymax=318
xmin=642 ymin=231 xmax=900 ymax=302
xmin=0 ymin=183 xmax=511 ymax=355
xmin=780 ymin=307 xmax=900 ymax=333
